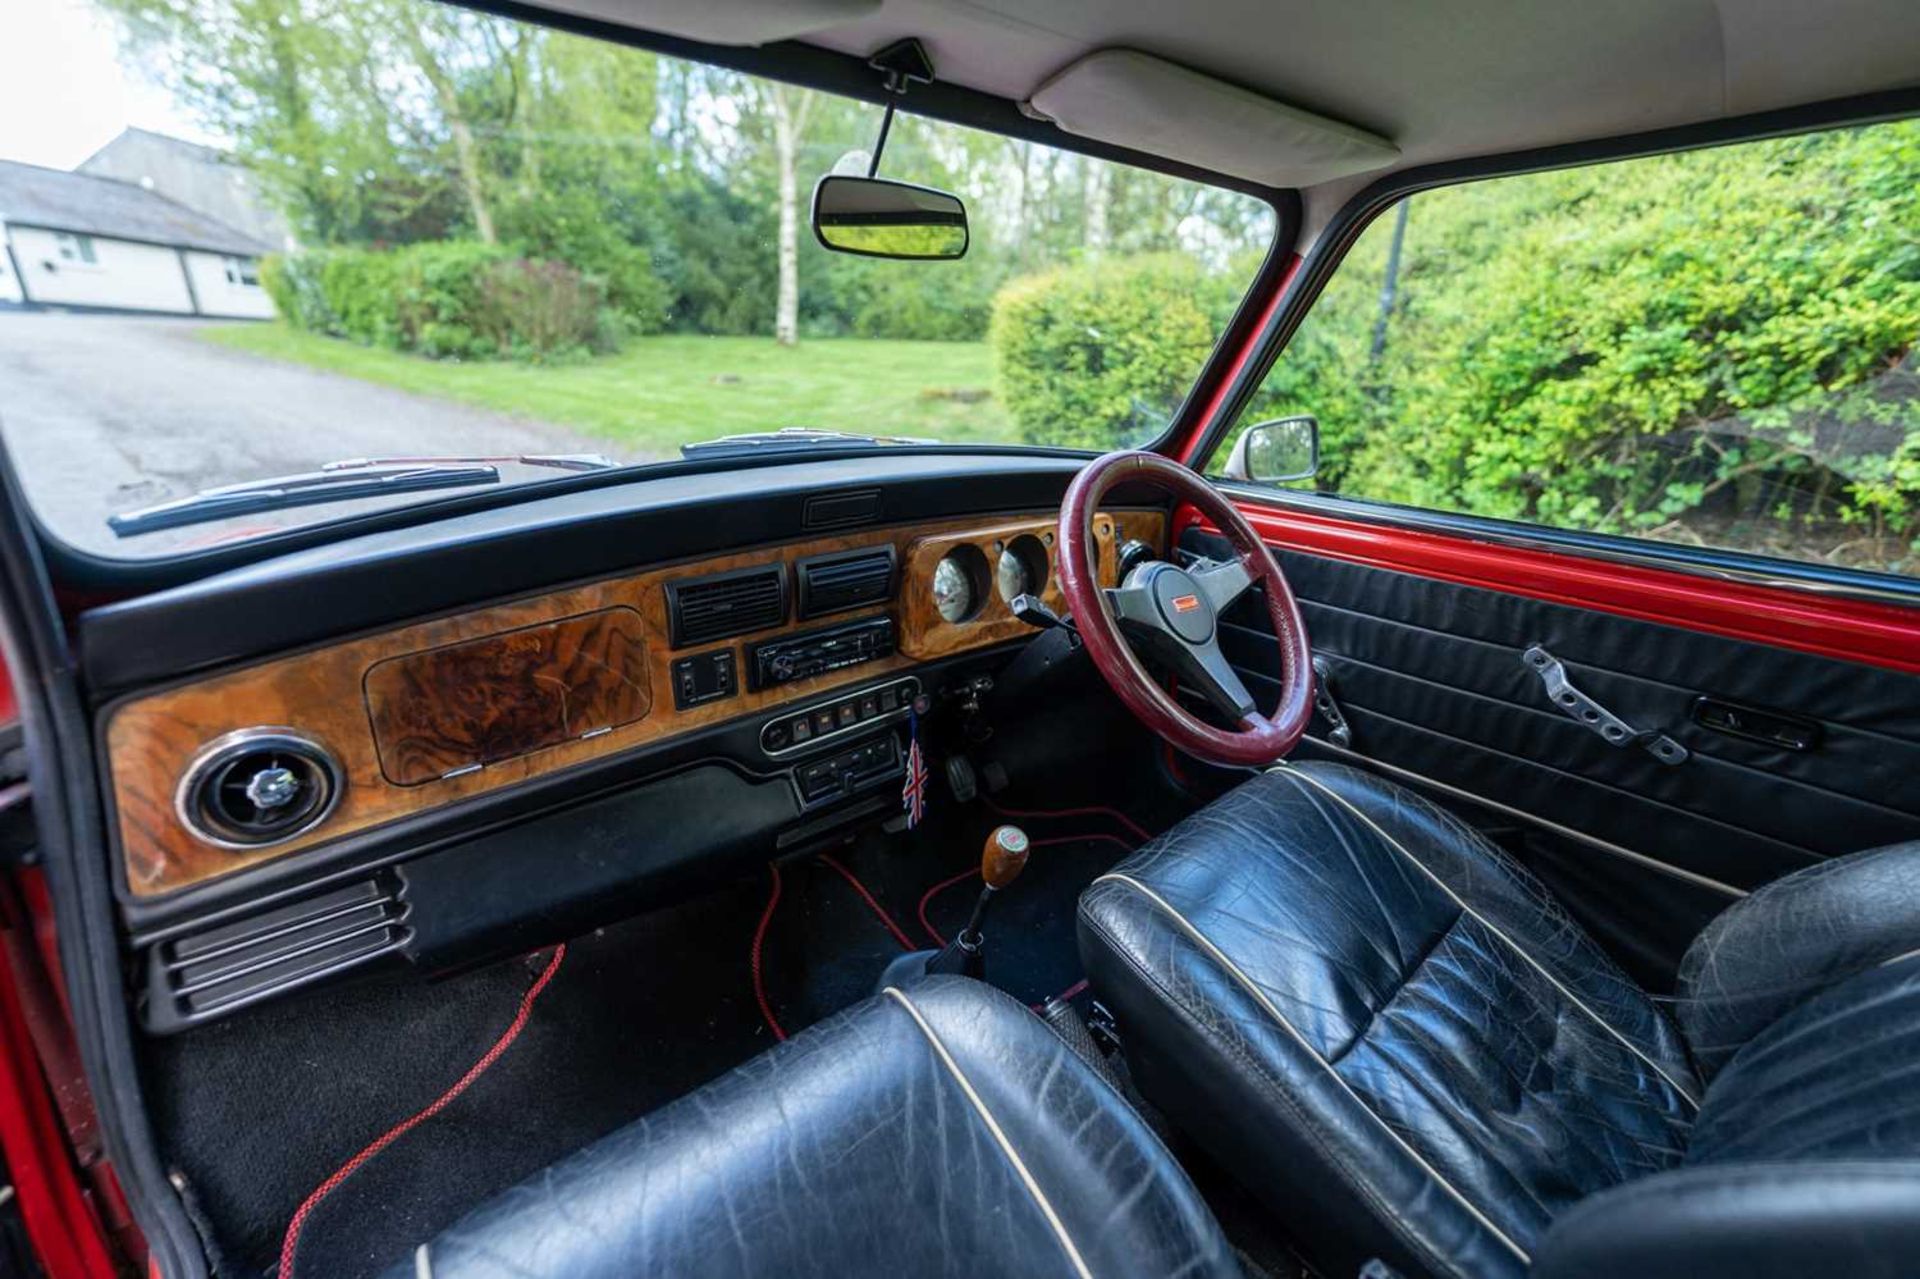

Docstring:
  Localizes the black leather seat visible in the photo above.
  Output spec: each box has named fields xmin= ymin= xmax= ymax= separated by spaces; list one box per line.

xmin=1078 ymin=761 xmax=1920 ymax=1279
xmin=382 ymin=975 xmax=1240 ymax=1279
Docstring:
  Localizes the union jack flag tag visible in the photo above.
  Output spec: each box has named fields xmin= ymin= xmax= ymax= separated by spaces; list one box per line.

xmin=902 ymin=708 xmax=929 ymax=828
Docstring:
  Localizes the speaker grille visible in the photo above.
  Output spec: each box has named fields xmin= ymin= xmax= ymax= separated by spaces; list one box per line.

xmin=178 ymin=730 xmax=341 ymax=848
xmin=144 ymin=873 xmax=409 ymax=1031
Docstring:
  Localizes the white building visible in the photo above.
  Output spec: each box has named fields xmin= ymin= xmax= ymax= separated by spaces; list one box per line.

xmin=79 ymin=128 xmax=294 ymax=255
xmin=0 ymin=159 xmax=275 ymax=319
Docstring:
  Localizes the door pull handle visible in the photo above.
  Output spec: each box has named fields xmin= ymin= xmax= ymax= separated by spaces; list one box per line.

xmin=1523 ymin=645 xmax=1687 ymax=766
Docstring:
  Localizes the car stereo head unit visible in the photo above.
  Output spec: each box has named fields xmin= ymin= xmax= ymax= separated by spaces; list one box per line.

xmin=746 ymin=616 xmax=896 ymax=690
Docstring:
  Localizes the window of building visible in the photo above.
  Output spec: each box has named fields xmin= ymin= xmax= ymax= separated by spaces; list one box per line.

xmin=54 ymin=232 xmax=99 ymax=264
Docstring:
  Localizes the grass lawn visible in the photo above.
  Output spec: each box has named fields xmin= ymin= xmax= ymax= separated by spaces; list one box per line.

xmin=202 ymin=324 xmax=1013 ymax=459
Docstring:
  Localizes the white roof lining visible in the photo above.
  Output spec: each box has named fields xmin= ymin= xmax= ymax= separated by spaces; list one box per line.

xmin=802 ymin=0 xmax=1918 ymax=202
xmin=1025 ymin=49 xmax=1400 ymax=189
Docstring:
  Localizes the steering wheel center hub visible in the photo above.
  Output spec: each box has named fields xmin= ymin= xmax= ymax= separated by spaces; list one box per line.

xmin=1145 ymin=564 xmax=1216 ymax=643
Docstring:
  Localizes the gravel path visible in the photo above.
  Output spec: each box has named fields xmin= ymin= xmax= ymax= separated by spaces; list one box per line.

xmin=0 ymin=311 xmax=602 ymax=556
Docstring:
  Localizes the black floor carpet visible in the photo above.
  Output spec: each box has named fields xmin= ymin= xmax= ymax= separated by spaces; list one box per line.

xmin=757 ymin=819 xmax=1141 ymax=1037
xmin=147 ymin=878 xmax=776 ymax=1279
xmin=146 ymin=779 xmax=1178 ymax=1279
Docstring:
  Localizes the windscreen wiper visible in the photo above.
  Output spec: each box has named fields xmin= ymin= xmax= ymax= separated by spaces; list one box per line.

xmin=107 ymin=463 xmax=500 ymax=538
xmin=321 ymin=452 xmax=616 ymax=473
xmin=680 ymin=427 xmax=935 ymax=459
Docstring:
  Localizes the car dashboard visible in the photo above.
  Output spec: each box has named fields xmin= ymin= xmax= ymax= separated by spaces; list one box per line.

xmin=82 ymin=453 xmax=1166 ymax=1031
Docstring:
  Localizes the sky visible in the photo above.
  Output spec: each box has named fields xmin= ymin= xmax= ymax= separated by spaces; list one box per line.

xmin=0 ymin=0 xmax=216 ymax=170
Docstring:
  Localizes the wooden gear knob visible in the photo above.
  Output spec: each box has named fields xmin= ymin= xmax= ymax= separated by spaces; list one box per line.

xmin=981 ymin=825 xmax=1030 ymax=890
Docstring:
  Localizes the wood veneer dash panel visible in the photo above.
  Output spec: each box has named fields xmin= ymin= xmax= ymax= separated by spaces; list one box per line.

xmin=106 ymin=509 xmax=1164 ymax=899
xmin=364 ymin=607 xmax=652 ymax=785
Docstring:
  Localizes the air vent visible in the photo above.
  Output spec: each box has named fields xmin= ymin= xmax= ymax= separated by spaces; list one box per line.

xmin=802 ymin=488 xmax=882 ymax=530
xmin=178 ymin=730 xmax=342 ymax=849
xmin=666 ymin=565 xmax=787 ymax=648
xmin=796 ymin=547 xmax=897 ymax=619
xmin=144 ymin=874 xmax=409 ymax=1031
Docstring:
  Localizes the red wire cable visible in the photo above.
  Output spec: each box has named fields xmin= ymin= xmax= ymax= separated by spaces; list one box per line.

xmin=981 ymin=796 xmax=1154 ymax=844
xmin=1030 ymin=833 xmax=1137 ymax=852
xmin=916 ymin=866 xmax=980 ymax=948
xmin=917 ymin=832 xmax=1137 ymax=947
xmin=818 ymin=854 xmax=918 ymax=952
xmin=1030 ymin=977 xmax=1092 ymax=1011
xmin=277 ymin=944 xmax=568 ymax=1279
xmin=751 ymin=863 xmax=787 ymax=1043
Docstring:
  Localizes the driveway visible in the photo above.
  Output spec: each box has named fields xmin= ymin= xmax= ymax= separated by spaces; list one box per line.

xmin=0 ymin=311 xmax=605 ymax=557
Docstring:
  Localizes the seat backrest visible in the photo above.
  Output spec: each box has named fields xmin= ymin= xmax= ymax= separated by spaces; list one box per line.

xmin=1078 ymin=763 xmax=1703 ymax=1279
xmin=1673 ymin=839 xmax=1920 ymax=1080
xmin=1534 ymin=944 xmax=1920 ymax=1277
xmin=381 ymin=975 xmax=1241 ymax=1279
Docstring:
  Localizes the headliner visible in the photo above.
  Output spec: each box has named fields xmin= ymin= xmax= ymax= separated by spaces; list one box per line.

xmin=546 ymin=0 xmax=1920 ymax=228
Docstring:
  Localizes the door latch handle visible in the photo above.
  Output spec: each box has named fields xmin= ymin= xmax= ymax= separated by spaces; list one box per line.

xmin=1310 ymin=654 xmax=1355 ymax=750
xmin=1522 ymin=645 xmax=1688 ymax=766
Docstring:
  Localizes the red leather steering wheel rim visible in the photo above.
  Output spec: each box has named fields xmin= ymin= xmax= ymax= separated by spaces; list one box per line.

xmin=1058 ymin=450 xmax=1313 ymax=767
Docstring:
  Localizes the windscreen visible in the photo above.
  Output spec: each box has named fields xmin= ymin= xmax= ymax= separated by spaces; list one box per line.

xmin=0 ymin=0 xmax=1274 ymax=556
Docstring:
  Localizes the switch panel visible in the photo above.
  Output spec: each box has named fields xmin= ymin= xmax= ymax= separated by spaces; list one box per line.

xmin=796 ymin=732 xmax=902 ymax=807
xmin=670 ymin=648 xmax=737 ymax=710
xmin=759 ymin=676 xmax=919 ymax=756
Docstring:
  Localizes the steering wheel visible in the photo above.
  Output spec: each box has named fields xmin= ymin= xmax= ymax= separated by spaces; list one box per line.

xmin=1057 ymin=450 xmax=1313 ymax=768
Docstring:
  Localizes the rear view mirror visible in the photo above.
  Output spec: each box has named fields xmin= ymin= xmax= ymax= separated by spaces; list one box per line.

xmin=811 ymin=175 xmax=969 ymax=260
xmin=1223 ymin=416 xmax=1319 ymax=484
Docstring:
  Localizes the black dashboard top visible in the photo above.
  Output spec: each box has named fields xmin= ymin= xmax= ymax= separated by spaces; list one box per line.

xmin=79 ymin=452 xmax=1153 ymax=697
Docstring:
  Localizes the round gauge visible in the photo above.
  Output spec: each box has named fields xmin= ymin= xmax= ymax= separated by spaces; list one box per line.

xmin=932 ymin=545 xmax=990 ymax=623
xmin=995 ymin=534 xmax=1050 ymax=604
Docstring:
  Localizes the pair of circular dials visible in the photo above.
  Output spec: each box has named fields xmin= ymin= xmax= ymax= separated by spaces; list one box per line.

xmin=931 ymin=533 xmax=1052 ymax=624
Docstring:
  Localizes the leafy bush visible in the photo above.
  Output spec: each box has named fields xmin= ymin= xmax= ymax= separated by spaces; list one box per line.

xmin=265 ymin=241 xmax=617 ymax=360
xmin=1227 ymin=119 xmax=1920 ymax=574
xmin=802 ymin=248 xmax=1000 ymax=342
xmin=497 ymin=187 xmax=671 ymax=334
xmin=989 ymin=254 xmax=1240 ymax=450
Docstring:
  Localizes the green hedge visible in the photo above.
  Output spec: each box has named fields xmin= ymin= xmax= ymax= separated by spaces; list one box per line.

xmin=1227 ymin=119 xmax=1920 ymax=573
xmin=263 ymin=241 xmax=628 ymax=360
xmin=989 ymin=254 xmax=1240 ymax=450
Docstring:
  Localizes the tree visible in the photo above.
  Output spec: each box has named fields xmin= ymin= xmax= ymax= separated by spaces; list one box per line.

xmin=398 ymin=10 xmax=499 ymax=243
xmin=767 ymin=82 xmax=816 ymax=346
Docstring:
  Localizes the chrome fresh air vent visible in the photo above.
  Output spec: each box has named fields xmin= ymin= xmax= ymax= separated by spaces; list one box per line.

xmin=666 ymin=564 xmax=787 ymax=647
xmin=796 ymin=547 xmax=897 ymax=619
xmin=143 ymin=873 xmax=409 ymax=1031
xmin=177 ymin=728 xmax=342 ymax=849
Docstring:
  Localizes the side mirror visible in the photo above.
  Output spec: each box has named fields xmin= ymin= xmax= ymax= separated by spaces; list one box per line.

xmin=811 ymin=175 xmax=969 ymax=260
xmin=1222 ymin=415 xmax=1319 ymax=484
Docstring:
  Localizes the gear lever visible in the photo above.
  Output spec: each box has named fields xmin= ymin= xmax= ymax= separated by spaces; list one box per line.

xmin=924 ymin=825 xmax=1029 ymax=979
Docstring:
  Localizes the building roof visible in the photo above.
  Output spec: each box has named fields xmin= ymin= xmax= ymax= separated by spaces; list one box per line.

xmin=0 ymin=158 xmax=275 ymax=257
xmin=81 ymin=126 xmax=228 ymax=168
xmin=79 ymin=128 xmax=293 ymax=251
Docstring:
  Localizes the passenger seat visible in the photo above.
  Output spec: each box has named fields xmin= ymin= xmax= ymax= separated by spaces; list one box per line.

xmin=384 ymin=976 xmax=1240 ymax=1279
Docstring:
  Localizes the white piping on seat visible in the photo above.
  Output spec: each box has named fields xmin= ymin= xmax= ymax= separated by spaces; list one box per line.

xmin=412 ymin=1243 xmax=433 ymax=1279
xmin=882 ymin=987 xmax=1095 ymax=1279
xmin=1275 ymin=765 xmax=1702 ymax=1110
xmin=1092 ymin=872 xmax=1533 ymax=1267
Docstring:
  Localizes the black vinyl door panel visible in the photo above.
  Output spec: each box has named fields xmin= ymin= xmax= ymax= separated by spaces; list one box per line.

xmin=1186 ymin=527 xmax=1920 ymax=897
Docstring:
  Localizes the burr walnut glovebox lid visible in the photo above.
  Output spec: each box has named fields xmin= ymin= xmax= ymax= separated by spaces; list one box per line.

xmin=362 ymin=608 xmax=653 ymax=786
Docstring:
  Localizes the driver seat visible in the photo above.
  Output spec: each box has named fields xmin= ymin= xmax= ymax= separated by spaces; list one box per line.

xmin=1078 ymin=761 xmax=1920 ymax=1279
